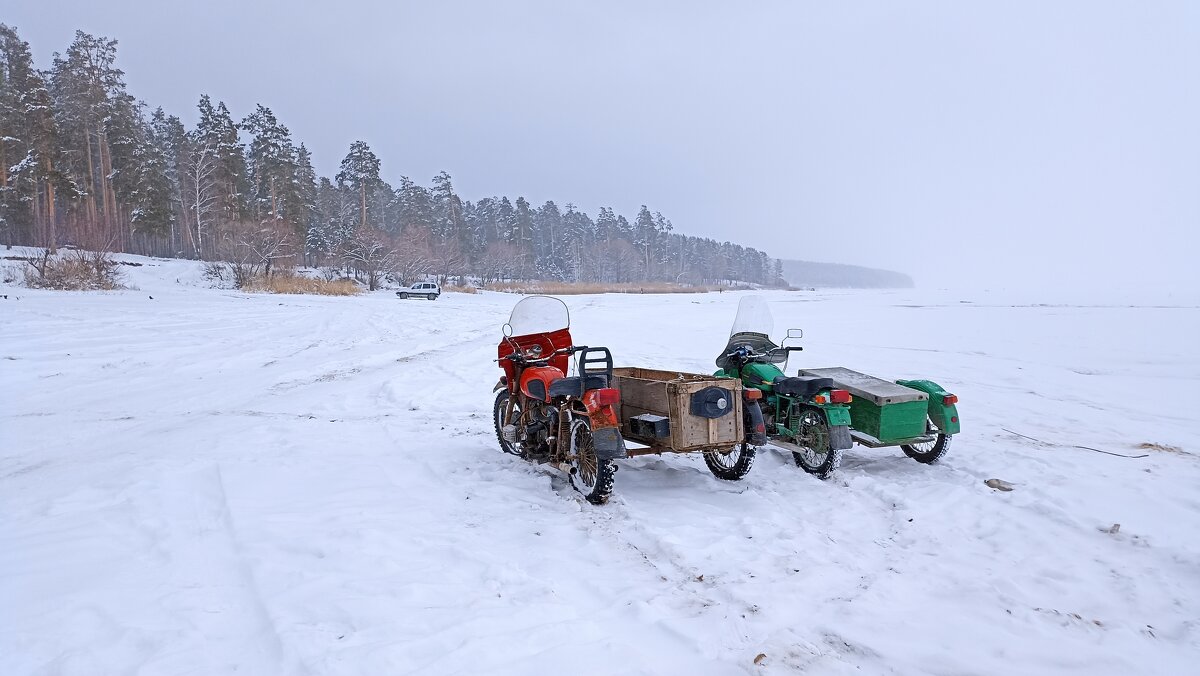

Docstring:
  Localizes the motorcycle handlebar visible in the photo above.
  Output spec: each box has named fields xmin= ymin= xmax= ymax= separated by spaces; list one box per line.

xmin=500 ymin=345 xmax=585 ymax=365
xmin=724 ymin=345 xmax=804 ymax=360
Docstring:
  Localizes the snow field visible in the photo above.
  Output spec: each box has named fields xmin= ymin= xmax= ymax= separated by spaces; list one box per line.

xmin=2 ymin=255 xmax=1198 ymax=674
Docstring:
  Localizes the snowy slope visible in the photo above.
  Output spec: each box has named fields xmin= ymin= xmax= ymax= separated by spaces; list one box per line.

xmin=2 ymin=255 xmax=1198 ymax=675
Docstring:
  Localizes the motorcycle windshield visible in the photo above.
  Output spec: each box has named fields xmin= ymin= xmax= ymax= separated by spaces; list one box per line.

xmin=728 ymin=295 xmax=774 ymax=338
xmin=506 ymin=295 xmax=570 ymax=338
xmin=717 ymin=295 xmax=785 ymax=367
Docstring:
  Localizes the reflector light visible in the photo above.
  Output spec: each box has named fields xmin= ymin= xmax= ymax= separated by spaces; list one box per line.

xmin=744 ymin=389 xmax=762 ymax=400
xmin=951 ymin=416 xmax=958 ymax=423
xmin=593 ymin=388 xmax=620 ymax=406
xmin=943 ymin=394 xmax=958 ymax=406
xmin=813 ymin=394 xmax=828 ymax=404
xmin=830 ymin=389 xmax=852 ymax=404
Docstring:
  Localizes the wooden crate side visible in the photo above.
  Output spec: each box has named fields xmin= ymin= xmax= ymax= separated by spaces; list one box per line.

xmin=668 ymin=378 xmax=743 ymax=451
xmin=613 ymin=375 xmax=669 ymax=417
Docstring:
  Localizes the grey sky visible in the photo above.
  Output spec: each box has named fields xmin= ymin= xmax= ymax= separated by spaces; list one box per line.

xmin=9 ymin=1 xmax=1199 ymax=293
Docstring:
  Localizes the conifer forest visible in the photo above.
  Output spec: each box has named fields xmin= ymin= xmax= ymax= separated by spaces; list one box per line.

xmin=0 ymin=25 xmax=786 ymax=288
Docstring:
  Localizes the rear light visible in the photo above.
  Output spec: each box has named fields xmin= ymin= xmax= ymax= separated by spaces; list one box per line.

xmin=943 ymin=394 xmax=958 ymax=406
xmin=744 ymin=389 xmax=762 ymax=400
xmin=951 ymin=416 xmax=958 ymax=423
xmin=813 ymin=394 xmax=827 ymax=404
xmin=593 ymin=388 xmax=620 ymax=406
xmin=830 ymin=389 xmax=852 ymax=404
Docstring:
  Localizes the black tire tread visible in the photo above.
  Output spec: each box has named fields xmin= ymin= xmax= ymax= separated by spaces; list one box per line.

xmin=703 ymin=444 xmax=756 ymax=480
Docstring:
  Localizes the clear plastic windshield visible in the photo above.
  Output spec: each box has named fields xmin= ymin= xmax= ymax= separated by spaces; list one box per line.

xmin=717 ymin=295 xmax=785 ymax=367
xmin=729 ymin=296 xmax=774 ymax=338
xmin=506 ymin=295 xmax=570 ymax=337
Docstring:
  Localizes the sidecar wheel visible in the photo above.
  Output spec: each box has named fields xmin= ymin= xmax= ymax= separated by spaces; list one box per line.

xmin=568 ymin=417 xmax=615 ymax=505
xmin=493 ymin=390 xmax=523 ymax=457
xmin=902 ymin=425 xmax=952 ymax=464
xmin=703 ymin=443 xmax=756 ymax=480
xmin=791 ymin=408 xmax=843 ymax=479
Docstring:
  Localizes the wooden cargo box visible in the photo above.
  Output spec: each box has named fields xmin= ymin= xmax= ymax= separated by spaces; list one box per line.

xmin=611 ymin=367 xmax=743 ymax=453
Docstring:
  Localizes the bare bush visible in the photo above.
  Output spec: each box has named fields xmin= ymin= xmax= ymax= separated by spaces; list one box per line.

xmin=392 ymin=232 xmax=434 ymax=286
xmin=23 ymin=248 xmax=125 ymax=290
xmin=215 ymin=221 xmax=295 ymax=288
xmin=340 ymin=229 xmax=397 ymax=291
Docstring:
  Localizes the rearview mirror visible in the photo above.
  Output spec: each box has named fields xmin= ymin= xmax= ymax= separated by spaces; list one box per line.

xmin=786 ymin=328 xmax=804 ymax=340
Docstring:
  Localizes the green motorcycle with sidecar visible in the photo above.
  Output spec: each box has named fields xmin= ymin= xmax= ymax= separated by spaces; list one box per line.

xmin=715 ymin=296 xmax=961 ymax=477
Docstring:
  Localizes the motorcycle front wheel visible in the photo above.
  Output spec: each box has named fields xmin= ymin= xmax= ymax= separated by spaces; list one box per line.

xmin=568 ymin=417 xmax=615 ymax=505
xmin=493 ymin=389 xmax=523 ymax=457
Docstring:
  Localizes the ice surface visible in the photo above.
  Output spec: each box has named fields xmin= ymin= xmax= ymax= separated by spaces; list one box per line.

xmin=2 ymin=253 xmax=1198 ymax=674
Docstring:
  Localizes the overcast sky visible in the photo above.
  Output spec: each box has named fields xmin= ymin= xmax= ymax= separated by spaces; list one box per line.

xmin=8 ymin=1 xmax=1199 ymax=293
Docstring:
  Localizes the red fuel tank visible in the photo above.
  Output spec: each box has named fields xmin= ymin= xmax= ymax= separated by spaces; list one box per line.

xmin=520 ymin=366 xmax=564 ymax=402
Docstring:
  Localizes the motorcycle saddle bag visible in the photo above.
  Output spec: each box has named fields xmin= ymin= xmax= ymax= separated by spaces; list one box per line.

xmin=772 ymin=375 xmax=834 ymax=400
xmin=548 ymin=374 xmax=609 ymax=398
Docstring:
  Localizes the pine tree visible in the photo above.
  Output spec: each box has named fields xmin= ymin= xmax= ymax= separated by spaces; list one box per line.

xmin=335 ymin=140 xmax=382 ymax=231
xmin=241 ymin=104 xmax=298 ymax=226
xmin=0 ymin=24 xmax=64 ymax=249
xmin=49 ymin=31 xmax=129 ymax=248
xmin=195 ymin=95 xmax=246 ymax=224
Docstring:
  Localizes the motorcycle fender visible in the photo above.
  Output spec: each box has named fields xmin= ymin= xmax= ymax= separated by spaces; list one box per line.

xmin=897 ymin=379 xmax=961 ymax=435
xmin=577 ymin=391 xmax=627 ymax=458
xmin=590 ymin=425 xmax=628 ymax=460
xmin=493 ymin=375 xmax=508 ymax=393
xmin=820 ymin=403 xmax=852 ymax=428
xmin=829 ymin=424 xmax=853 ymax=450
xmin=744 ymin=399 xmax=768 ymax=446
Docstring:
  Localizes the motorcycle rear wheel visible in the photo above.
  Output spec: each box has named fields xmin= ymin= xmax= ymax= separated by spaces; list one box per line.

xmin=568 ymin=417 xmax=615 ymax=505
xmin=791 ymin=408 xmax=843 ymax=479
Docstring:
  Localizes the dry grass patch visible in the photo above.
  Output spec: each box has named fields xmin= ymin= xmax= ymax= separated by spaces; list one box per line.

xmin=1136 ymin=442 xmax=1184 ymax=454
xmin=484 ymin=281 xmax=737 ymax=295
xmin=442 ymin=284 xmax=478 ymax=294
xmin=243 ymin=273 xmax=361 ymax=296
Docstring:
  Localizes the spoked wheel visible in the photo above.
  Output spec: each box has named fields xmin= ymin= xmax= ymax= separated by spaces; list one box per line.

xmin=568 ymin=417 xmax=615 ymax=505
xmin=901 ymin=421 xmax=952 ymax=464
xmin=427 ymin=293 xmax=436 ymax=300
xmin=703 ymin=443 xmax=756 ymax=480
xmin=493 ymin=389 xmax=524 ymax=457
xmin=791 ymin=408 xmax=843 ymax=479
xmin=399 ymin=292 xmax=409 ymax=299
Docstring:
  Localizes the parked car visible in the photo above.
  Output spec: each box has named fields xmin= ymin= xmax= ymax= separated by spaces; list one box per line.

xmin=397 ymin=282 xmax=441 ymax=300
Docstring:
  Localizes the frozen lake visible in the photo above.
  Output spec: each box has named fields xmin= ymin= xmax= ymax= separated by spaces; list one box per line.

xmin=3 ymin=256 xmax=1198 ymax=674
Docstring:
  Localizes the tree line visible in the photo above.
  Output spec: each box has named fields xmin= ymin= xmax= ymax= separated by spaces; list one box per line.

xmin=0 ymin=25 xmax=786 ymax=288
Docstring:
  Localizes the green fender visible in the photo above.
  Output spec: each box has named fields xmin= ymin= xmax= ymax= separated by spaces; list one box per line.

xmin=821 ymin=403 xmax=852 ymax=427
xmin=896 ymin=379 xmax=961 ymax=435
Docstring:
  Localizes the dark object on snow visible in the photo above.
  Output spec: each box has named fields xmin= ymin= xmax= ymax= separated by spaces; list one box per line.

xmin=1002 ymin=428 xmax=1149 ymax=459
xmin=984 ymin=478 xmax=1015 ymax=491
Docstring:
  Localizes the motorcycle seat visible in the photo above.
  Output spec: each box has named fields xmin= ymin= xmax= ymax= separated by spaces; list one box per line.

xmin=772 ymin=375 xmax=834 ymax=400
xmin=548 ymin=374 xmax=609 ymax=398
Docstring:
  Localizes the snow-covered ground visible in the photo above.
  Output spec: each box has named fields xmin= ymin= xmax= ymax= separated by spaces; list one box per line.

xmin=2 ymin=253 xmax=1198 ymax=675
